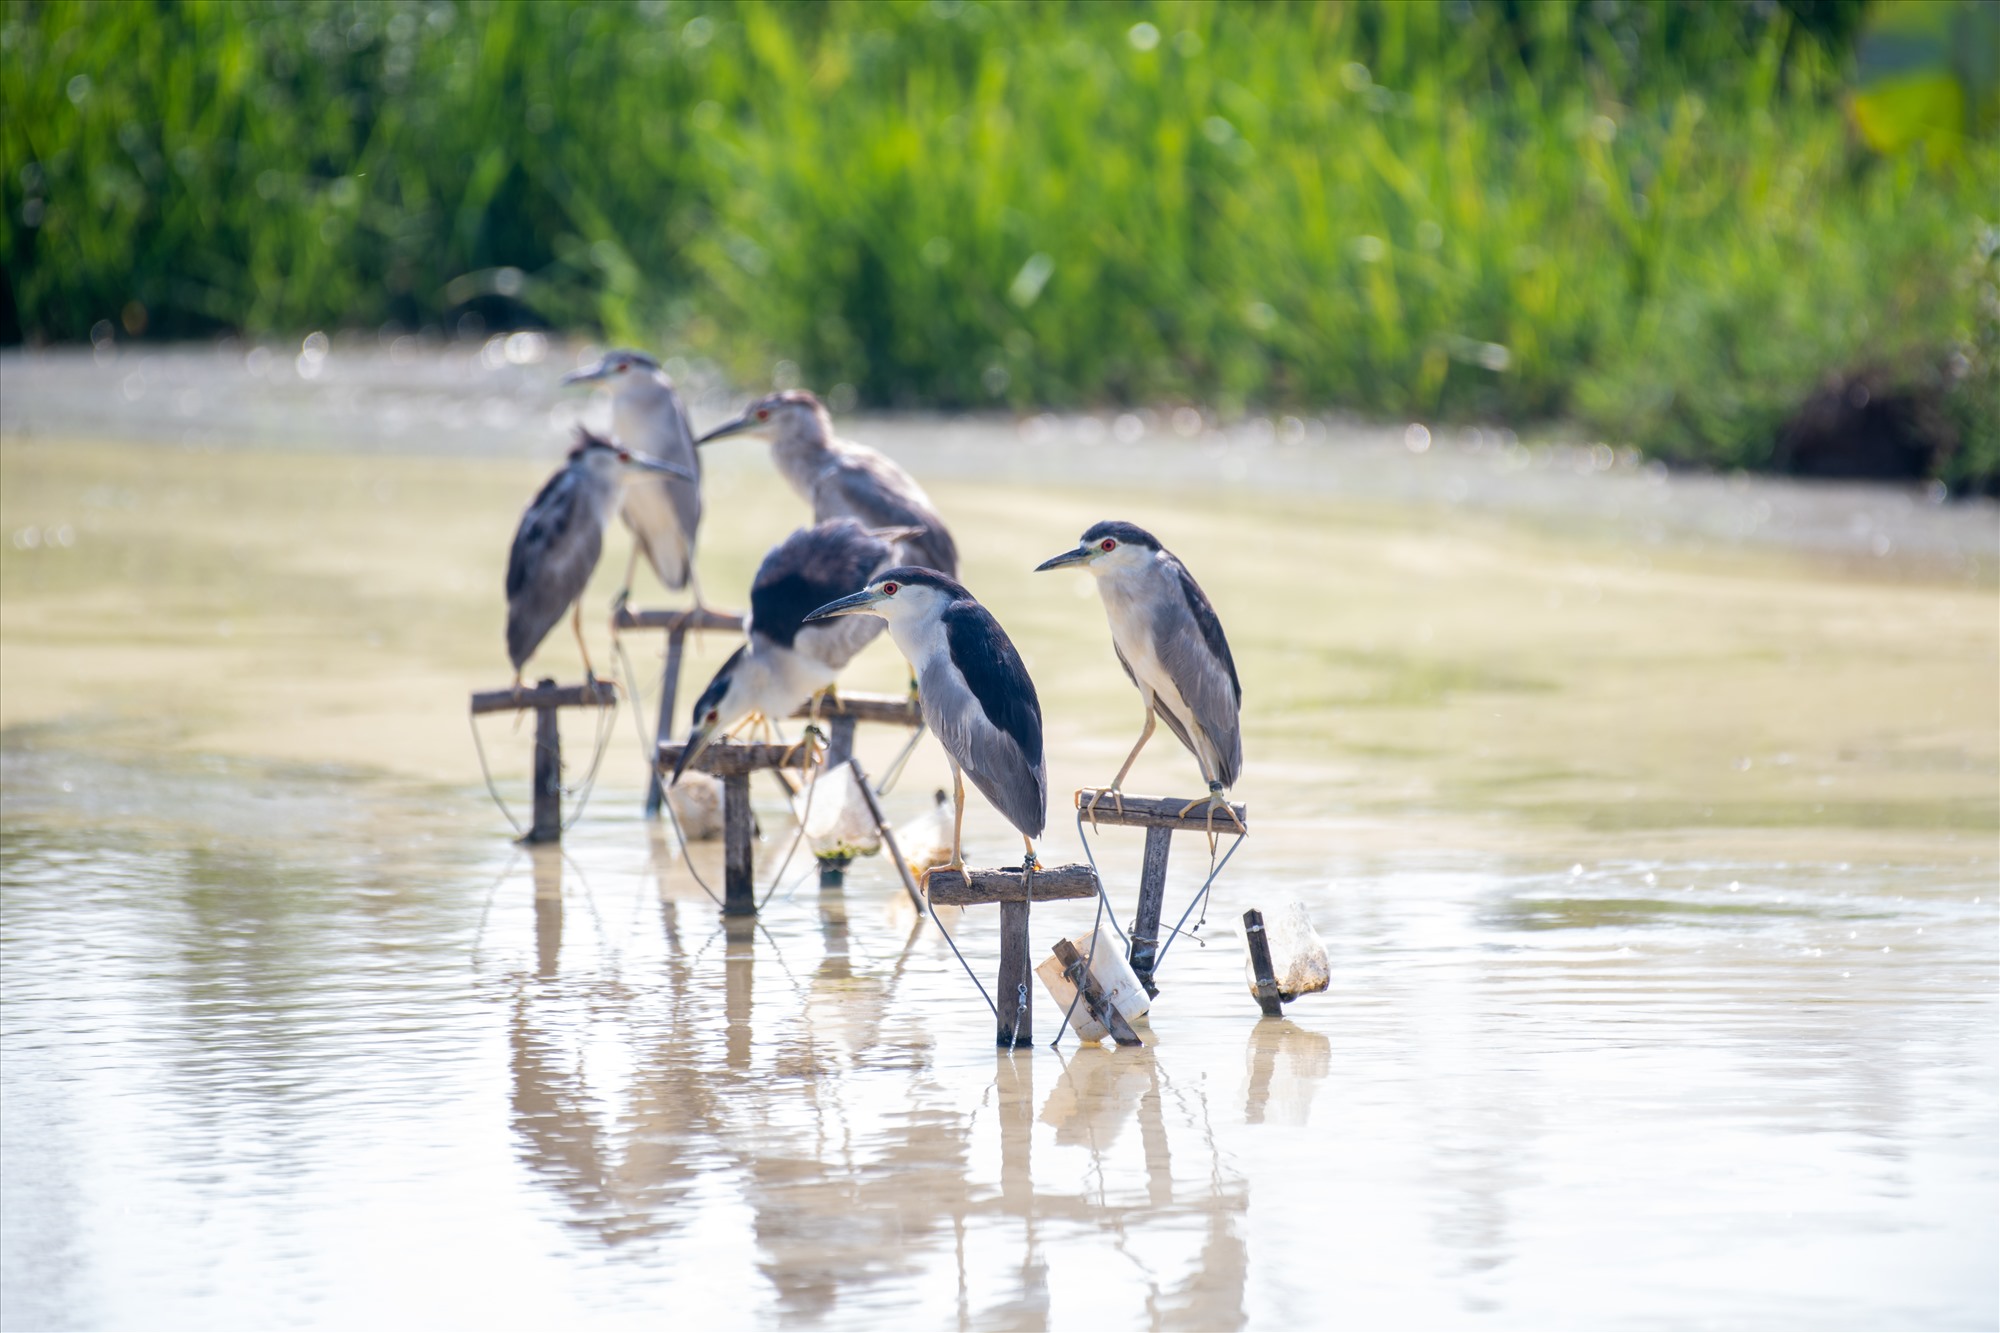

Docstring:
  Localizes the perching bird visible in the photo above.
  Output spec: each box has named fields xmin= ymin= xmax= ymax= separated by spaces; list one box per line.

xmin=1035 ymin=521 xmax=1242 ymax=831
xmin=671 ymin=519 xmax=908 ymax=783
xmin=696 ymin=390 xmax=958 ymax=577
xmin=560 ymin=349 xmax=705 ymax=607
xmin=804 ymin=568 xmax=1045 ymax=871
xmin=505 ymin=429 xmax=694 ymax=688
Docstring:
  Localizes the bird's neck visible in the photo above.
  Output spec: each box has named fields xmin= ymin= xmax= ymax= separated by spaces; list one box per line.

xmin=610 ymin=380 xmax=681 ymax=453
xmin=769 ymin=429 xmax=832 ymax=499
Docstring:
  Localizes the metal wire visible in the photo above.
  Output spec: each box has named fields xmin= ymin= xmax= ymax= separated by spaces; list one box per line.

xmin=1153 ymin=829 xmax=1247 ymax=969
xmin=1072 ymin=806 xmax=1132 ymax=946
xmin=557 ymin=688 xmax=620 ymax=832
xmin=468 ymin=711 xmax=528 ymax=837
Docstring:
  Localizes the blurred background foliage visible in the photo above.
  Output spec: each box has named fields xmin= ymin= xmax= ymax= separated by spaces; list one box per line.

xmin=2 ymin=0 xmax=1995 ymax=488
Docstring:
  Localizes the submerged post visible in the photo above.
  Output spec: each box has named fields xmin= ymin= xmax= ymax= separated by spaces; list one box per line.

xmin=1243 ymin=908 xmax=1284 ymax=1017
xmin=1131 ymin=825 xmax=1172 ymax=997
xmin=998 ymin=899 xmax=1032 ymax=1048
xmin=657 ymin=740 xmax=816 ymax=917
xmin=643 ymin=625 xmax=689 ymax=818
xmin=721 ymin=771 xmax=755 ymax=916
xmin=469 ymin=677 xmax=618 ymax=844
xmin=529 ymin=679 xmax=562 ymax=843
xmin=925 ymin=865 xmax=1098 ymax=1049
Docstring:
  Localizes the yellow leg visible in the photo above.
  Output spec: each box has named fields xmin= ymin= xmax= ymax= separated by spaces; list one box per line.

xmin=571 ymin=600 xmax=597 ymax=683
xmin=1087 ymin=708 xmax=1157 ymax=829
xmin=947 ymin=762 xmax=966 ymax=873
xmin=1021 ymin=834 xmax=1039 ymax=871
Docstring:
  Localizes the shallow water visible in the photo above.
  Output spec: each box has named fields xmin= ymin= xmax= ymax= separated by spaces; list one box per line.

xmin=2 ymin=346 xmax=1996 ymax=1329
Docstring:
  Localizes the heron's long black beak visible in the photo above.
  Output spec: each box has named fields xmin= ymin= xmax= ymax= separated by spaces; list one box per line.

xmin=695 ymin=414 xmax=756 ymax=446
xmin=1034 ymin=546 xmax=1092 ymax=572
xmin=671 ymin=718 xmax=718 ymax=785
xmin=802 ymin=589 xmax=886 ymax=622
xmin=560 ymin=361 xmax=607 ymax=386
xmin=618 ymin=451 xmax=697 ymax=482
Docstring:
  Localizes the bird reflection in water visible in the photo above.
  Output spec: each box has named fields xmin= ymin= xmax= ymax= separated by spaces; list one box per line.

xmin=495 ymin=851 xmax=1267 ymax=1325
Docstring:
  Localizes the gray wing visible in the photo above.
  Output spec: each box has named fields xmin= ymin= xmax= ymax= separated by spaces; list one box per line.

xmin=621 ymin=393 xmax=702 ymax=589
xmin=1150 ymin=557 xmax=1243 ymax=787
xmin=506 ymin=469 xmax=605 ymax=670
xmin=813 ymin=449 xmax=958 ymax=577
xmin=918 ymin=600 xmax=1046 ymax=839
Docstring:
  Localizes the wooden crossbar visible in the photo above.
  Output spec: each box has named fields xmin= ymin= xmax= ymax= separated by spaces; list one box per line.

xmin=612 ymin=606 xmax=745 ymax=634
xmin=923 ymin=864 xmax=1098 ymax=905
xmin=470 ymin=680 xmax=618 ymax=715
xmin=1071 ymin=789 xmax=1248 ymax=833
xmin=787 ymin=692 xmax=923 ymax=727
xmin=655 ymin=741 xmax=817 ymax=779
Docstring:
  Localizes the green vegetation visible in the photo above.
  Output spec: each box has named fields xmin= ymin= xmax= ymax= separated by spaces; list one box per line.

xmin=3 ymin=1 xmax=1994 ymax=487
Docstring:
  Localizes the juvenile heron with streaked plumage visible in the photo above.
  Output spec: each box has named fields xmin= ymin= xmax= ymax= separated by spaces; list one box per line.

xmin=505 ymin=428 xmax=695 ymax=689
xmin=670 ymin=518 xmax=909 ymax=784
xmin=561 ymin=349 xmax=706 ymax=608
xmin=696 ymin=389 xmax=958 ymax=577
xmin=1035 ymin=520 xmax=1243 ymax=834
xmin=803 ymin=568 xmax=1045 ymax=872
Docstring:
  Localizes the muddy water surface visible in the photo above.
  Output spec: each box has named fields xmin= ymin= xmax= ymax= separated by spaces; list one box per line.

xmin=2 ymin=346 xmax=1996 ymax=1329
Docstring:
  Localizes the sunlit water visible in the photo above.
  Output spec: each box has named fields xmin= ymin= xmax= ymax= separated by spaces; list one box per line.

xmin=2 ymin=345 xmax=1996 ymax=1329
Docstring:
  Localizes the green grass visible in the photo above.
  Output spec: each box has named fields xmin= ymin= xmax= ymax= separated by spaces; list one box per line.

xmin=2 ymin=1 xmax=1993 ymax=486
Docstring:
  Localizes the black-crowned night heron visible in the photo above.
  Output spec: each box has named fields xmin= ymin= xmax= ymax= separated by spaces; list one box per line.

xmin=1035 ymin=521 xmax=1243 ymax=831
xmin=804 ymin=568 xmax=1045 ymax=871
xmin=505 ymin=429 xmax=694 ymax=688
xmin=696 ymin=389 xmax=958 ymax=577
xmin=670 ymin=518 xmax=909 ymax=783
xmin=560 ymin=349 xmax=705 ymax=608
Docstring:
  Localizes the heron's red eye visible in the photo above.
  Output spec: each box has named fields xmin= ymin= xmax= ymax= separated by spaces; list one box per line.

xmin=1100 ymin=538 xmax=1116 ymax=551
xmin=881 ymin=581 xmax=899 ymax=595
xmin=756 ymin=408 xmax=770 ymax=421
xmin=615 ymin=363 xmax=628 ymax=374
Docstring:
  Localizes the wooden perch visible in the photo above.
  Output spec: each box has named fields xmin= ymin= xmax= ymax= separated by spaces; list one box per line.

xmin=923 ymin=863 xmax=1099 ymax=905
xmin=469 ymin=679 xmax=618 ymax=716
xmin=655 ymin=740 xmax=818 ymax=779
xmin=1071 ymin=789 xmax=1248 ymax=834
xmin=788 ymin=692 xmax=924 ymax=727
xmin=612 ymin=606 xmax=745 ymax=634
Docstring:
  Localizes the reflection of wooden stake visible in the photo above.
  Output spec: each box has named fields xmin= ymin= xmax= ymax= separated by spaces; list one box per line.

xmin=1052 ymin=938 xmax=1143 ymax=1046
xmin=1243 ymin=908 xmax=1284 ymax=1017
xmin=1131 ymin=825 xmax=1171 ymax=997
